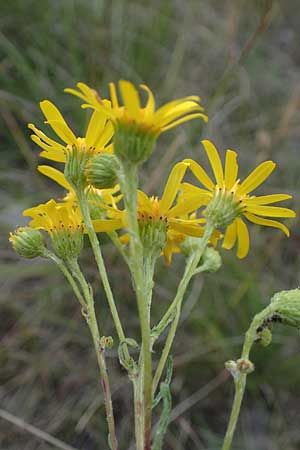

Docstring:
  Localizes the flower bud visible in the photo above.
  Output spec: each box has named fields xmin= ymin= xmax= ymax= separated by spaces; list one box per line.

xmin=200 ymin=247 xmax=222 ymax=273
xmin=85 ymin=154 xmax=119 ymax=189
xmin=9 ymin=227 xmax=46 ymax=259
xmin=64 ymin=145 xmax=88 ymax=190
xmin=114 ymin=121 xmax=157 ymax=165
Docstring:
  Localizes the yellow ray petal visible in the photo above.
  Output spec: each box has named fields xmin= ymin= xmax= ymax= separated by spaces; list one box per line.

xmin=161 ymin=113 xmax=208 ymax=131
xmin=224 ymin=149 xmax=238 ymax=190
xmin=168 ymin=193 xmax=210 ymax=217
xmin=180 ymin=182 xmax=211 ymax=197
xmin=137 ymin=191 xmax=153 ymax=213
xmin=155 ymin=96 xmax=201 ymax=120
xmin=30 ymin=135 xmax=66 ymax=163
xmin=222 ymin=221 xmax=237 ymax=250
xmin=94 ymin=122 xmax=114 ymax=150
xmin=140 ymin=84 xmax=155 ymax=118
xmin=40 ymin=101 xmax=77 ymax=145
xmin=92 ymin=219 xmax=123 ymax=232
xmin=202 ymin=140 xmax=224 ymax=187
xmin=236 ymin=217 xmax=249 ymax=259
xmin=183 ymin=159 xmax=215 ymax=191
xmin=38 ymin=165 xmax=73 ymax=192
xmin=109 ymin=83 xmax=119 ymax=109
xmin=169 ymin=221 xmax=204 ymax=237
xmin=245 ymin=205 xmax=295 ymax=218
xmin=159 ymin=102 xmax=205 ymax=127
xmin=244 ymin=194 xmax=292 ymax=205
xmin=39 ymin=150 xmax=66 ymax=163
xmin=237 ymin=161 xmax=275 ymax=195
xmin=160 ymin=162 xmax=189 ymax=215
xmin=85 ymin=110 xmax=107 ymax=149
xmin=28 ymin=123 xmax=66 ymax=151
xmin=244 ymin=212 xmax=290 ymax=236
xmin=119 ymin=80 xmax=140 ymax=119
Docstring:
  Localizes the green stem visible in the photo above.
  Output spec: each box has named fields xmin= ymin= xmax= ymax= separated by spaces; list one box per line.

xmin=144 ymin=255 xmax=156 ymax=326
xmin=133 ymin=377 xmax=145 ymax=450
xmin=152 ymin=305 xmax=180 ymax=397
xmin=43 ymin=250 xmax=86 ymax=310
xmin=152 ymin=224 xmax=215 ymax=343
xmin=221 ymin=304 xmax=274 ymax=450
xmin=108 ymin=230 xmax=130 ymax=267
xmin=118 ymin=162 xmax=152 ymax=450
xmin=68 ymin=259 xmax=119 ymax=450
xmin=77 ymin=188 xmax=129 ymax=359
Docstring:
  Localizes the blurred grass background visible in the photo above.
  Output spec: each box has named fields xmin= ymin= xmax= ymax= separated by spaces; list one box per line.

xmin=1 ymin=0 xmax=300 ymax=449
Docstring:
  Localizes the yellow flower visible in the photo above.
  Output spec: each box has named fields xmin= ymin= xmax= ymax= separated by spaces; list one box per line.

xmin=181 ymin=140 xmax=295 ymax=259
xmin=65 ymin=80 xmax=208 ymax=136
xmin=92 ymin=162 xmax=208 ymax=262
xmin=23 ymin=199 xmax=84 ymax=260
xmin=23 ymin=199 xmax=83 ymax=234
xmin=28 ymin=100 xmax=113 ymax=163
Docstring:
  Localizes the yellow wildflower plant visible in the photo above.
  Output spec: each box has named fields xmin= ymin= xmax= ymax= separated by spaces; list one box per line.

xmin=65 ymin=80 xmax=208 ymax=136
xmin=28 ymin=99 xmax=114 ymax=163
xmin=181 ymin=140 xmax=295 ymax=259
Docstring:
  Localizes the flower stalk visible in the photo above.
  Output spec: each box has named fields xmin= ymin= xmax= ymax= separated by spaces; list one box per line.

xmin=221 ymin=303 xmax=275 ymax=450
xmin=76 ymin=188 xmax=129 ymax=353
xmin=117 ymin=161 xmax=153 ymax=450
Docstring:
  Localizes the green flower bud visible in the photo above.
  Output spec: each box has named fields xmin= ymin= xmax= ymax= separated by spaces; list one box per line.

xmin=114 ymin=121 xmax=157 ymax=165
xmin=9 ymin=227 xmax=47 ymax=259
xmin=85 ymin=154 xmax=119 ymax=189
xmin=200 ymin=246 xmax=222 ymax=273
xmin=64 ymin=145 xmax=88 ymax=190
xmin=205 ymin=188 xmax=242 ymax=229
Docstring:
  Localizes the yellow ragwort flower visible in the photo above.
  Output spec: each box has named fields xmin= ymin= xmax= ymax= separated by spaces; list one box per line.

xmin=23 ymin=199 xmax=83 ymax=234
xmin=181 ymin=140 xmax=295 ymax=259
xmin=28 ymin=100 xmax=113 ymax=163
xmin=65 ymin=80 xmax=208 ymax=136
xmin=92 ymin=162 xmax=208 ymax=264
xmin=23 ymin=199 xmax=84 ymax=260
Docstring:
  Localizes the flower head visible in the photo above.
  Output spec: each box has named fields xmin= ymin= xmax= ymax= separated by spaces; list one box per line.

xmin=23 ymin=199 xmax=84 ymax=260
xmin=65 ymin=81 xmax=208 ymax=164
xmin=29 ymin=100 xmax=113 ymax=163
xmin=182 ymin=140 xmax=295 ymax=258
xmin=66 ymin=80 xmax=208 ymax=135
